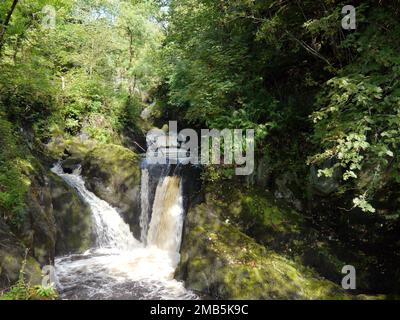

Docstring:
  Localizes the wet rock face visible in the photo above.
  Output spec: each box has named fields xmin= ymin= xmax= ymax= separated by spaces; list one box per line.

xmin=0 ymin=219 xmax=42 ymax=291
xmin=0 ymin=160 xmax=96 ymax=292
xmin=80 ymin=144 xmax=141 ymax=239
xmin=177 ymin=199 xmax=348 ymax=300
xmin=49 ymin=174 xmax=93 ymax=256
xmin=20 ymin=170 xmax=56 ymax=266
xmin=1 ymin=170 xmax=93 ymax=292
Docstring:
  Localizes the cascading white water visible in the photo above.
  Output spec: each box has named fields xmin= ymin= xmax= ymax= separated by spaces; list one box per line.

xmin=139 ymin=169 xmax=150 ymax=244
xmin=147 ymin=176 xmax=184 ymax=264
xmin=52 ymin=163 xmax=196 ymax=300
xmin=51 ymin=164 xmax=139 ymax=251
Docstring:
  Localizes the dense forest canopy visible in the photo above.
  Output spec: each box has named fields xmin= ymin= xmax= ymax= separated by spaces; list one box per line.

xmin=0 ymin=0 xmax=399 ymax=297
xmin=1 ymin=0 xmax=399 ymax=220
xmin=158 ymin=0 xmax=400 ymax=217
xmin=0 ymin=0 xmax=163 ymax=223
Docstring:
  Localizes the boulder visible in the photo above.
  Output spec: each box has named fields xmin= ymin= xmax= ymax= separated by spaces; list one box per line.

xmin=176 ymin=200 xmax=349 ymax=300
xmin=197 ymin=185 xmax=362 ymax=289
xmin=81 ymin=144 xmax=142 ymax=239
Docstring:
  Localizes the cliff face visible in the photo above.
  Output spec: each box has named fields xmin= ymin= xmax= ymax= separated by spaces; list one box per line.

xmin=0 ymin=162 xmax=94 ymax=291
xmin=0 ymin=119 xmax=97 ymax=291
xmin=49 ymin=174 xmax=93 ymax=256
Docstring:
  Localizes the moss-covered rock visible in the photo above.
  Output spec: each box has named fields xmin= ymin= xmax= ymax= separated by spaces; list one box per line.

xmin=177 ymin=200 xmax=350 ymax=300
xmin=1 ymin=128 xmax=97 ymax=291
xmin=1 ymin=121 xmax=92 ymax=265
xmin=16 ymin=161 xmax=57 ymax=266
xmin=0 ymin=128 xmax=104 ymax=291
xmin=0 ymin=219 xmax=42 ymax=291
xmin=47 ymin=136 xmax=96 ymax=162
xmin=202 ymin=184 xmax=360 ymax=289
xmin=211 ymin=189 xmax=305 ymax=248
xmin=81 ymin=144 xmax=141 ymax=238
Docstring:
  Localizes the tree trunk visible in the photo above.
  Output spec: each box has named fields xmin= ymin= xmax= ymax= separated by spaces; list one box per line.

xmin=127 ymin=29 xmax=135 ymax=102
xmin=0 ymin=0 xmax=20 ymax=54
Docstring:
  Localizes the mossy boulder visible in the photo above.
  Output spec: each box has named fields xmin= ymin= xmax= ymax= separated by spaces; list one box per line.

xmin=48 ymin=138 xmax=142 ymax=239
xmin=202 ymin=184 xmax=361 ymax=289
xmin=211 ymin=189 xmax=305 ymax=249
xmin=48 ymin=174 xmax=93 ymax=255
xmin=81 ymin=144 xmax=141 ymax=238
xmin=177 ymin=200 xmax=350 ymax=300
xmin=0 ymin=219 xmax=42 ymax=291
xmin=47 ymin=136 xmax=96 ymax=162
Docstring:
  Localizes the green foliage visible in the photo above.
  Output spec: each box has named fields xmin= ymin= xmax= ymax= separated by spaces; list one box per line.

xmin=201 ymin=165 xmax=236 ymax=184
xmin=0 ymin=0 xmax=163 ymax=230
xmin=0 ymin=0 xmax=399 ymax=297
xmin=0 ymin=111 xmax=32 ymax=227
xmin=32 ymin=285 xmax=58 ymax=299
xmin=310 ymin=6 xmax=400 ymax=213
xmin=0 ymin=253 xmax=57 ymax=300
xmin=162 ymin=0 xmax=279 ymax=138
xmin=161 ymin=0 xmax=400 ymax=218
xmin=0 ymin=0 xmax=163 ymax=145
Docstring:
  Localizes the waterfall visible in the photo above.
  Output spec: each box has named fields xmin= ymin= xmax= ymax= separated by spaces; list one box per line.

xmin=52 ymin=162 xmax=195 ymax=300
xmin=147 ymin=176 xmax=184 ymax=261
xmin=139 ymin=169 xmax=150 ymax=244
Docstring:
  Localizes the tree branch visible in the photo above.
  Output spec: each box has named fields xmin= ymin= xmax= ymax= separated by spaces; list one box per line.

xmin=0 ymin=0 xmax=20 ymax=54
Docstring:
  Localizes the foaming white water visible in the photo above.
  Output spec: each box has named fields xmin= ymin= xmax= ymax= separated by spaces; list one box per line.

xmin=55 ymin=247 xmax=195 ymax=300
xmin=139 ymin=169 xmax=150 ymax=243
xmin=52 ymin=163 xmax=196 ymax=300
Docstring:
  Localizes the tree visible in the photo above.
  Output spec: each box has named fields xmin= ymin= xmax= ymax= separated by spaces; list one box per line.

xmin=0 ymin=0 xmax=19 ymax=54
